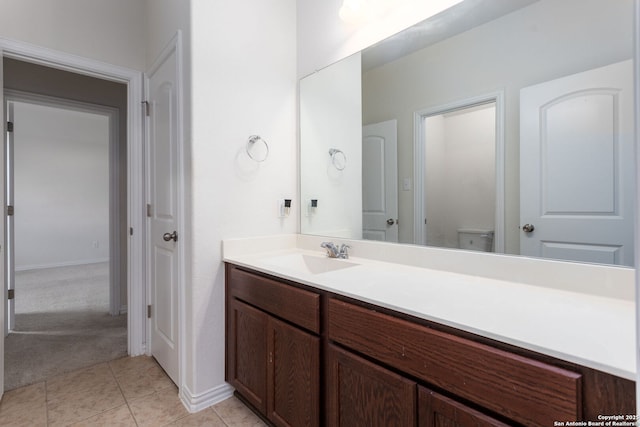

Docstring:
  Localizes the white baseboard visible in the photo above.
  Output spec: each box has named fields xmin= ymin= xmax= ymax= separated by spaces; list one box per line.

xmin=179 ymin=382 xmax=235 ymax=413
xmin=16 ymin=258 xmax=109 ymax=272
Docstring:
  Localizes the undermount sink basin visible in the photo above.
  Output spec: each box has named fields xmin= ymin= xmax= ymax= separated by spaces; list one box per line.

xmin=262 ymin=253 xmax=359 ymax=275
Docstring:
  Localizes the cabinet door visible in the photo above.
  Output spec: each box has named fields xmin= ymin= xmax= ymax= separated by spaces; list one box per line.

xmin=228 ymin=299 xmax=268 ymax=413
xmin=418 ymin=387 xmax=511 ymax=427
xmin=327 ymin=344 xmax=416 ymax=427
xmin=268 ymin=317 xmax=320 ymax=427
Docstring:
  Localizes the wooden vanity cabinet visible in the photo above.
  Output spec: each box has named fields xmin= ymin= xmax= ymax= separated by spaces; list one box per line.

xmin=326 ymin=343 xmax=511 ymax=427
xmin=228 ymin=298 xmax=268 ymax=412
xmin=327 ymin=344 xmax=417 ymax=426
xmin=418 ymin=387 xmax=510 ymax=427
xmin=226 ymin=265 xmax=320 ymax=427
xmin=226 ymin=263 xmax=635 ymax=426
xmin=328 ymin=298 xmax=583 ymax=426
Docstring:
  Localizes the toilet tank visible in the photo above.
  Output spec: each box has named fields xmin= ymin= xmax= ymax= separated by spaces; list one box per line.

xmin=457 ymin=229 xmax=494 ymax=252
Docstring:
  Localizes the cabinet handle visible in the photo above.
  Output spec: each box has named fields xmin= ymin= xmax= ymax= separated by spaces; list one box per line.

xmin=269 ymin=352 xmax=273 ymax=364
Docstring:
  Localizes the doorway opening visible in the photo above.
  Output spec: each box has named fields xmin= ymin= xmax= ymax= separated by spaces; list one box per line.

xmin=2 ymin=59 xmax=129 ymax=390
xmin=414 ymin=92 xmax=505 ymax=252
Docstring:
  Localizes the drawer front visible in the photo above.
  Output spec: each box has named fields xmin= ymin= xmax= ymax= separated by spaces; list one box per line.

xmin=228 ymin=266 xmax=320 ymax=334
xmin=419 ymin=386 xmax=511 ymax=427
xmin=329 ymin=298 xmax=582 ymax=426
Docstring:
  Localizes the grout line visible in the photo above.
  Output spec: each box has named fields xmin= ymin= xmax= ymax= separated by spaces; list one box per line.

xmin=48 ymin=363 xmax=127 ymax=426
xmin=44 ymin=379 xmax=50 ymax=427
xmin=107 ymin=359 xmax=140 ymax=426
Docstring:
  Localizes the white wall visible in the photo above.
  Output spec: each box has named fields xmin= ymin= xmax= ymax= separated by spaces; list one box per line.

xmin=0 ymin=0 xmax=146 ymax=71
xmin=13 ymin=102 xmax=109 ymax=269
xmin=300 ymin=53 xmax=362 ymax=238
xmin=297 ymin=0 xmax=464 ymax=78
xmin=1 ymin=0 xmax=296 ymax=407
xmin=145 ymin=0 xmax=191 ymax=70
xmin=425 ymin=105 xmax=496 ymax=248
xmin=190 ymin=0 xmax=297 ymax=398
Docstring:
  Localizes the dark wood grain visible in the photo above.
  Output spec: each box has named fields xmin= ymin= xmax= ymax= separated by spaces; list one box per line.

xmin=582 ymin=367 xmax=636 ymax=421
xmin=226 ymin=263 xmax=635 ymax=425
xmin=328 ymin=298 xmax=581 ymax=426
xmin=228 ymin=298 xmax=268 ymax=413
xmin=327 ymin=344 xmax=417 ymax=427
xmin=228 ymin=266 xmax=320 ymax=333
xmin=418 ymin=386 xmax=511 ymax=427
xmin=268 ymin=317 xmax=320 ymax=427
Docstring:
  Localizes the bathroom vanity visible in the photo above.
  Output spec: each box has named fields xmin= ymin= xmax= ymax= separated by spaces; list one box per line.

xmin=224 ymin=235 xmax=635 ymax=426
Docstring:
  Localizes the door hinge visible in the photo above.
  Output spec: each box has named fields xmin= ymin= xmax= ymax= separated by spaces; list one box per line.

xmin=143 ymin=101 xmax=150 ymax=117
xmin=147 ymin=204 xmax=152 ymax=217
xmin=8 ymin=289 xmax=14 ymax=300
xmin=147 ymin=305 xmax=152 ymax=318
xmin=130 ymin=227 xmax=134 ymax=236
xmin=7 ymin=205 xmax=14 ymax=216
xmin=7 ymin=121 xmax=14 ymax=133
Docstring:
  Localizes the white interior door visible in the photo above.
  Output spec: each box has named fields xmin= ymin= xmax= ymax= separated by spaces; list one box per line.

xmin=520 ymin=60 xmax=634 ymax=266
xmin=363 ymin=120 xmax=398 ymax=242
xmin=146 ymin=36 xmax=182 ymax=384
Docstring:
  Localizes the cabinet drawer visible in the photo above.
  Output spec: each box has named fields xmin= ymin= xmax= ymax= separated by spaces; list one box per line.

xmin=228 ymin=266 xmax=320 ymax=334
xmin=419 ymin=386 xmax=511 ymax=427
xmin=328 ymin=298 xmax=582 ymax=426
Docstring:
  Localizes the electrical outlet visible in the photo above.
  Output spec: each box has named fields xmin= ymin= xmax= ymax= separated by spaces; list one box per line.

xmin=278 ymin=199 xmax=292 ymax=218
xmin=92 ymin=241 xmax=100 ymax=248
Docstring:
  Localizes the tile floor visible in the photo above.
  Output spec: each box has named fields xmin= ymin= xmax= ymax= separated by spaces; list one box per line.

xmin=0 ymin=356 xmax=266 ymax=427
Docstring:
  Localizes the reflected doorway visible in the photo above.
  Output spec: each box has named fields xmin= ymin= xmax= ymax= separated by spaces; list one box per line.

xmin=414 ymin=92 xmax=504 ymax=252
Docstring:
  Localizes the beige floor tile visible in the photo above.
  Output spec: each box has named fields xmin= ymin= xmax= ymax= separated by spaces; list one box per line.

xmin=0 ymin=382 xmax=47 ymax=427
xmin=45 ymin=362 xmax=115 ymax=401
xmin=128 ymin=384 xmax=188 ymax=427
xmin=169 ymin=407 xmax=227 ymax=426
xmin=69 ymin=404 xmax=137 ymax=427
xmin=110 ymin=355 xmax=174 ymax=400
xmin=0 ymin=358 xmax=263 ymax=427
xmin=213 ymin=396 xmax=267 ymax=427
xmin=46 ymin=376 xmax=125 ymax=426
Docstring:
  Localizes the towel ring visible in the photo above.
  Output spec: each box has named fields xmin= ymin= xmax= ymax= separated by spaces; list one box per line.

xmin=329 ymin=148 xmax=347 ymax=171
xmin=246 ymin=135 xmax=269 ymax=162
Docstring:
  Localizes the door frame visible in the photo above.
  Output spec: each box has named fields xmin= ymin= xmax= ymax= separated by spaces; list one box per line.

xmin=413 ymin=91 xmax=505 ymax=252
xmin=0 ymin=38 xmax=147 ymax=359
xmin=4 ymin=90 xmax=121 ymax=319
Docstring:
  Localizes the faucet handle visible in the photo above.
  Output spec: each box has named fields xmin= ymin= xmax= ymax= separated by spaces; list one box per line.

xmin=338 ymin=244 xmax=350 ymax=259
xmin=321 ymin=241 xmax=339 ymax=257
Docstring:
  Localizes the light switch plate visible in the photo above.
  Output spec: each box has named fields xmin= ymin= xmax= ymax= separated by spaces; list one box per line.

xmin=403 ymin=178 xmax=412 ymax=191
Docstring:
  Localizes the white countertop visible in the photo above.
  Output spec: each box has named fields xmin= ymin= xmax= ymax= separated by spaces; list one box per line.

xmin=223 ymin=235 xmax=636 ymax=381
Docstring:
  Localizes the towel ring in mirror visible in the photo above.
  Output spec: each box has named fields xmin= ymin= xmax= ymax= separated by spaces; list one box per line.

xmin=329 ymin=148 xmax=347 ymax=171
xmin=246 ymin=135 xmax=269 ymax=162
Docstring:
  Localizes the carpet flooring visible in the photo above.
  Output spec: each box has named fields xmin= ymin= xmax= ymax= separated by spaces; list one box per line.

xmin=4 ymin=262 xmax=127 ymax=391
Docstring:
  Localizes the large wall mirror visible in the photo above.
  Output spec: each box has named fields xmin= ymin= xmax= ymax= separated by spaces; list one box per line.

xmin=300 ymin=0 xmax=635 ymax=267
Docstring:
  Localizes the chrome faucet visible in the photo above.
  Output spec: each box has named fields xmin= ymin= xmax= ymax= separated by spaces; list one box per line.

xmin=321 ymin=242 xmax=350 ymax=259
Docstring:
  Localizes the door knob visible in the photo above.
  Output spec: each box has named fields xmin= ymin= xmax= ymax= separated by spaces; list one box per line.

xmin=386 ymin=218 xmax=395 ymax=225
xmin=163 ymin=231 xmax=178 ymax=242
xmin=522 ymin=224 xmax=535 ymax=233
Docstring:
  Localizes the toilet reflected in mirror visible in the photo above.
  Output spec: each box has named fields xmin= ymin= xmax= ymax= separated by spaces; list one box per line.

xmin=458 ymin=229 xmax=495 ymax=252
